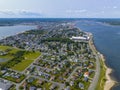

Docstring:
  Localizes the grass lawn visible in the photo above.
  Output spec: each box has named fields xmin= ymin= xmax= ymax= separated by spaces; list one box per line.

xmin=11 ymin=51 xmax=40 ymax=71
xmin=12 ymin=60 xmax=34 ymax=71
xmin=0 ymin=45 xmax=11 ymax=50
xmin=42 ymin=82 xmax=52 ymax=90
xmin=24 ymin=51 xmax=40 ymax=60
xmin=3 ymin=74 xmax=25 ymax=83
xmin=0 ymin=45 xmax=41 ymax=71
xmin=0 ymin=46 xmax=19 ymax=63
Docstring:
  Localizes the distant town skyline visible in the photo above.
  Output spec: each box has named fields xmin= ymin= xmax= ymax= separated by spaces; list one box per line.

xmin=0 ymin=0 xmax=120 ymax=18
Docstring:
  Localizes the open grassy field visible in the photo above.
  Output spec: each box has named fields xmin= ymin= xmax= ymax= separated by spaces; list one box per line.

xmin=12 ymin=51 xmax=40 ymax=71
xmin=0 ymin=46 xmax=19 ymax=62
xmin=23 ymin=51 xmax=40 ymax=60
xmin=0 ymin=45 xmax=41 ymax=71
xmin=12 ymin=59 xmax=34 ymax=71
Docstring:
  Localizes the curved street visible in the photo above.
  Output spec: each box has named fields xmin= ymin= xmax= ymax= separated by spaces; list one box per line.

xmin=88 ymin=33 xmax=101 ymax=90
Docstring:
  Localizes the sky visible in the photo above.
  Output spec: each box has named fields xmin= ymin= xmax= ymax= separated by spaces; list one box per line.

xmin=0 ymin=0 xmax=120 ymax=18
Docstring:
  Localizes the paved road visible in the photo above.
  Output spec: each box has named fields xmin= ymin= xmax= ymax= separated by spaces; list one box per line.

xmin=1 ymin=33 xmax=101 ymax=90
xmin=16 ymin=54 xmax=42 ymax=89
xmin=31 ymin=75 xmax=65 ymax=90
xmin=22 ymin=54 xmax=42 ymax=74
xmin=14 ymin=53 xmax=65 ymax=90
xmin=88 ymin=33 xmax=100 ymax=90
xmin=33 ymin=65 xmax=53 ymax=71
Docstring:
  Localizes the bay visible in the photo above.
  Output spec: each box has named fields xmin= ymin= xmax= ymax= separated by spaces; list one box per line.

xmin=76 ymin=20 xmax=120 ymax=90
xmin=0 ymin=25 xmax=36 ymax=40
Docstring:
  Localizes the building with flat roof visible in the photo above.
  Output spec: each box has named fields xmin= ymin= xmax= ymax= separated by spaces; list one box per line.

xmin=0 ymin=80 xmax=12 ymax=90
xmin=70 ymin=36 xmax=89 ymax=41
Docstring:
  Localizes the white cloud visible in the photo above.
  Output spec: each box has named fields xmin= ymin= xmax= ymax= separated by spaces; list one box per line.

xmin=0 ymin=10 xmax=43 ymax=17
xmin=66 ymin=9 xmax=87 ymax=13
xmin=18 ymin=10 xmax=42 ymax=16
xmin=0 ymin=10 xmax=15 ymax=15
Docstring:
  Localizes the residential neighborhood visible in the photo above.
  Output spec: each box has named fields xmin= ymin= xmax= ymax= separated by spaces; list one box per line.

xmin=0 ymin=22 xmax=96 ymax=90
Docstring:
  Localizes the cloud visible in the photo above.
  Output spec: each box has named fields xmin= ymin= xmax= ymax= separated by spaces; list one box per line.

xmin=0 ymin=10 xmax=15 ymax=15
xmin=18 ymin=10 xmax=42 ymax=16
xmin=66 ymin=9 xmax=87 ymax=13
xmin=0 ymin=10 xmax=43 ymax=17
xmin=104 ymin=6 xmax=118 ymax=9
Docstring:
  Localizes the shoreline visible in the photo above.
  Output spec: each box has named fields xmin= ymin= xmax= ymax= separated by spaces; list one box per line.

xmin=0 ymin=25 xmax=37 ymax=40
xmin=93 ymin=37 xmax=117 ymax=90
xmin=101 ymin=54 xmax=117 ymax=90
xmin=104 ymin=67 xmax=116 ymax=90
xmin=92 ymin=39 xmax=116 ymax=90
xmin=88 ymin=32 xmax=116 ymax=90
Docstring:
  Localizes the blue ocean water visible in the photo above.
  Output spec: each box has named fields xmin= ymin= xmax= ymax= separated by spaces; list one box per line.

xmin=0 ymin=25 xmax=36 ymax=39
xmin=76 ymin=20 xmax=120 ymax=90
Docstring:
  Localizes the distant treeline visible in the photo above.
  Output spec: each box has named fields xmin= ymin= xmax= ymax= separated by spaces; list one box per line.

xmin=96 ymin=19 xmax=120 ymax=25
xmin=0 ymin=18 xmax=78 ymax=26
xmin=41 ymin=37 xmax=74 ymax=43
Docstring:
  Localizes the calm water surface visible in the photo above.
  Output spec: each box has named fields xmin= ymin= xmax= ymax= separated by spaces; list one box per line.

xmin=0 ymin=25 xmax=36 ymax=40
xmin=76 ymin=21 xmax=120 ymax=90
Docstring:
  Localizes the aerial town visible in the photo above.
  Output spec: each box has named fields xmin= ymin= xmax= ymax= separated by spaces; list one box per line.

xmin=0 ymin=22 xmax=97 ymax=90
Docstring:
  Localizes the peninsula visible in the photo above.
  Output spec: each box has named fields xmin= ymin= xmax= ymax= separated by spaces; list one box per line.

xmin=0 ymin=21 xmax=114 ymax=90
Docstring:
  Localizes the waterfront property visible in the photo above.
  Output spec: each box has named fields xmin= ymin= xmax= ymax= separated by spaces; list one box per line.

xmin=0 ymin=22 xmax=98 ymax=90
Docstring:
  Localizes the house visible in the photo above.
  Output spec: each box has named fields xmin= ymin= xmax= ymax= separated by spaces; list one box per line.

xmin=26 ymin=70 xmax=30 ymax=75
xmin=29 ymin=86 xmax=36 ymax=90
xmin=37 ymin=88 xmax=42 ymax=90
xmin=88 ymin=69 xmax=93 ymax=74
xmin=74 ymin=59 xmax=78 ymax=62
xmin=1 ymin=70 xmax=7 ymax=74
xmin=50 ymin=76 xmax=55 ymax=81
xmin=22 ymin=82 xmax=27 ymax=88
xmin=50 ymin=84 xmax=57 ymax=90
xmin=63 ymin=72 xmax=68 ymax=77
xmin=37 ymin=80 xmax=43 ymax=85
xmin=78 ymin=72 xmax=82 ymax=77
xmin=27 ymin=77 xmax=35 ymax=83
xmin=84 ymin=77 xmax=88 ymax=82
xmin=71 ymin=75 xmax=77 ymax=80
xmin=70 ymin=81 xmax=74 ymax=86
xmin=84 ymin=72 xmax=89 ymax=77
xmin=65 ymin=86 xmax=70 ymax=90
xmin=59 ymin=76 xmax=64 ymax=81
xmin=79 ymin=83 xmax=84 ymax=89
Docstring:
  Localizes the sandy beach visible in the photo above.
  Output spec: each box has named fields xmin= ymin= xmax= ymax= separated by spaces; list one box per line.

xmin=104 ymin=68 xmax=116 ymax=90
xmin=100 ymin=55 xmax=116 ymax=90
